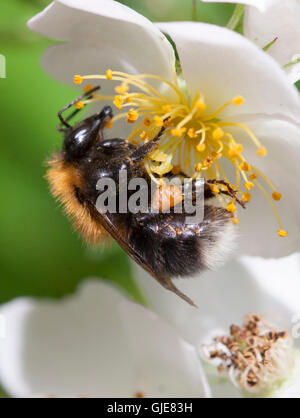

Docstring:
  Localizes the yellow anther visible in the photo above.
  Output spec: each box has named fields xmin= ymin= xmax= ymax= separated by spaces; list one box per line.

xmin=196 ymin=100 xmax=206 ymax=111
xmin=105 ymin=120 xmax=113 ymax=129
xmin=242 ymin=192 xmax=252 ymax=202
xmin=162 ymin=104 xmax=172 ymax=113
xmin=195 ymin=163 xmax=203 ymax=172
xmin=83 ymin=84 xmax=94 ymax=93
xmin=143 ymin=117 xmax=151 ymax=126
xmin=244 ymin=181 xmax=254 ymax=190
xmin=127 ymin=108 xmax=139 ymax=123
xmin=278 ymin=230 xmax=288 ymax=237
xmin=210 ymin=184 xmax=220 ymax=194
xmin=115 ymin=84 xmax=129 ymax=94
xmin=150 ymin=149 xmax=168 ymax=162
xmin=73 ymin=75 xmax=83 ymax=85
xmin=106 ymin=69 xmax=113 ymax=80
xmin=113 ymin=95 xmax=124 ymax=110
xmin=257 ymin=146 xmax=267 ymax=156
xmin=125 ymin=96 xmax=132 ymax=103
xmin=249 ymin=173 xmax=258 ymax=180
xmin=211 ymin=151 xmax=222 ymax=159
xmin=204 ymin=157 xmax=213 ymax=168
xmin=139 ymin=131 xmax=147 ymax=141
xmin=196 ymin=143 xmax=206 ymax=152
xmin=172 ymin=165 xmax=181 ymax=175
xmin=229 ymin=143 xmax=243 ymax=158
xmin=240 ymin=161 xmax=251 ymax=172
xmin=233 ymin=218 xmax=240 ymax=225
xmin=153 ymin=116 xmax=163 ymax=127
xmin=171 ymin=127 xmax=187 ymax=137
xmin=212 ymin=127 xmax=224 ymax=140
xmin=187 ymin=128 xmax=197 ymax=138
xmin=226 ymin=201 xmax=236 ymax=213
xmin=272 ymin=191 xmax=282 ymax=201
xmin=232 ymin=95 xmax=244 ymax=106
xmin=74 ymin=101 xmax=84 ymax=109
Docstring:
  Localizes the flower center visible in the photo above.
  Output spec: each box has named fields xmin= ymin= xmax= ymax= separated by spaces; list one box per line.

xmin=201 ymin=314 xmax=294 ymax=395
xmin=74 ymin=71 xmax=287 ymax=237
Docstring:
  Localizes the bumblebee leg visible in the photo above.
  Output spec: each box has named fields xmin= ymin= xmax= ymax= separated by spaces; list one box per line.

xmin=206 ymin=179 xmax=246 ymax=208
xmin=155 ymin=274 xmax=197 ymax=307
xmin=130 ymin=124 xmax=167 ymax=162
xmin=57 ymin=86 xmax=100 ymax=129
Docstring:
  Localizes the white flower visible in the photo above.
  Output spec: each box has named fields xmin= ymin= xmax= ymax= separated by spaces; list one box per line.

xmin=204 ymin=0 xmax=300 ymax=83
xmin=244 ymin=0 xmax=300 ymax=83
xmin=134 ymin=253 xmax=300 ymax=398
xmin=28 ymin=0 xmax=300 ymax=256
xmin=0 ymin=280 xmax=210 ymax=398
xmin=201 ymin=0 xmax=268 ymax=12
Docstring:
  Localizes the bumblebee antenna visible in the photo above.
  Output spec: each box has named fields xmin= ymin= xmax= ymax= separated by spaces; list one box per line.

xmin=57 ymin=86 xmax=101 ymax=129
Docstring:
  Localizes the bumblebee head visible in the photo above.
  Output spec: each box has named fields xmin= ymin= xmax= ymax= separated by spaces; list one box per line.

xmin=63 ymin=106 xmax=113 ymax=162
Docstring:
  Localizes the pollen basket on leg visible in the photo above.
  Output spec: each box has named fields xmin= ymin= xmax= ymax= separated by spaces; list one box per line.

xmin=74 ymin=71 xmax=287 ymax=237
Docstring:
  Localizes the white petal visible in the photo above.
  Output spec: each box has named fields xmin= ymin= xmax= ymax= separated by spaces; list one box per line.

xmin=28 ymin=0 xmax=176 ymax=93
xmin=244 ymin=0 xmax=300 ymax=82
xmin=201 ymin=0 xmax=268 ymax=12
xmin=134 ymin=253 xmax=300 ymax=397
xmin=0 ymin=280 xmax=210 ymax=398
xmin=285 ymin=54 xmax=300 ymax=85
xmin=226 ymin=116 xmax=300 ymax=257
xmin=158 ymin=22 xmax=300 ymax=122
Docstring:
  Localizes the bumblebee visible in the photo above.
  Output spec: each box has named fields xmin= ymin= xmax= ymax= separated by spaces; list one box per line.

xmin=47 ymin=88 xmax=239 ymax=306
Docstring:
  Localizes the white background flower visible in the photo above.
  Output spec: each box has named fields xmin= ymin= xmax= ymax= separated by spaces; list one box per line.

xmin=134 ymin=253 xmax=300 ymax=398
xmin=0 ymin=280 xmax=210 ymax=398
xmin=204 ymin=0 xmax=300 ymax=83
xmin=29 ymin=0 xmax=300 ymax=257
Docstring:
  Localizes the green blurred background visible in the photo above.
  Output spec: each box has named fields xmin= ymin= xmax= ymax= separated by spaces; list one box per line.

xmin=0 ymin=0 xmax=234 ymax=308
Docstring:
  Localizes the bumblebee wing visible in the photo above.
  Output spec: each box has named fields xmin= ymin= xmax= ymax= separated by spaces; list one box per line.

xmin=93 ymin=208 xmax=196 ymax=307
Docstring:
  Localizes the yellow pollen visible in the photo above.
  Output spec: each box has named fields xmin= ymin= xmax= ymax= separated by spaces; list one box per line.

xmin=196 ymin=100 xmax=206 ymax=111
xmin=127 ymin=108 xmax=139 ymax=123
xmin=272 ymin=192 xmax=282 ymax=201
xmin=257 ymin=146 xmax=267 ymax=156
xmin=187 ymin=128 xmax=197 ymax=138
xmin=73 ymin=74 xmax=83 ymax=84
xmin=74 ymin=101 xmax=84 ymax=109
xmin=113 ymin=95 xmax=124 ymax=110
xmin=143 ymin=117 xmax=151 ymax=126
xmin=213 ymin=127 xmax=224 ymax=140
xmin=233 ymin=218 xmax=240 ymax=224
xmin=278 ymin=230 xmax=288 ymax=237
xmin=229 ymin=143 xmax=243 ymax=158
xmin=153 ymin=116 xmax=163 ymax=127
xmin=171 ymin=127 xmax=186 ymax=137
xmin=242 ymin=192 xmax=252 ymax=202
xmin=115 ymin=84 xmax=129 ymax=94
xmin=106 ymin=120 xmax=113 ymax=129
xmin=139 ymin=131 xmax=148 ymax=141
xmin=240 ymin=161 xmax=251 ymax=172
xmin=195 ymin=163 xmax=203 ymax=172
xmin=232 ymin=95 xmax=244 ymax=106
xmin=77 ymin=70 xmax=287 ymax=237
xmin=226 ymin=201 xmax=236 ymax=213
xmin=83 ymin=84 xmax=94 ymax=93
xmin=210 ymin=184 xmax=220 ymax=194
xmin=172 ymin=165 xmax=181 ymax=175
xmin=106 ymin=69 xmax=113 ymax=80
xmin=196 ymin=143 xmax=206 ymax=152
xmin=244 ymin=181 xmax=255 ymax=191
